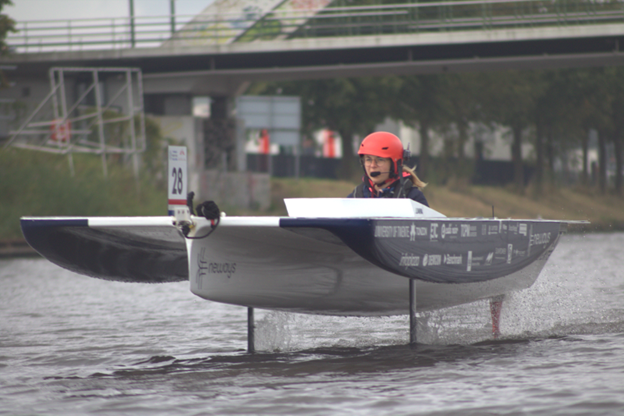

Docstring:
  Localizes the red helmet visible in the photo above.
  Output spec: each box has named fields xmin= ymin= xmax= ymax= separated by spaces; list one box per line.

xmin=358 ymin=132 xmax=404 ymax=176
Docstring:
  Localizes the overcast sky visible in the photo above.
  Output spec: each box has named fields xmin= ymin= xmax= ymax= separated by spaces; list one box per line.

xmin=8 ymin=0 xmax=213 ymax=22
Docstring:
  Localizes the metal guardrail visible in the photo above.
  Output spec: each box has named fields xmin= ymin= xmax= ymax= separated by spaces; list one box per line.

xmin=6 ymin=0 xmax=624 ymax=53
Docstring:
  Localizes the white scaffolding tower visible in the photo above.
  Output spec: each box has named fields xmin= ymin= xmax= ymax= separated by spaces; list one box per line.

xmin=4 ymin=67 xmax=146 ymax=178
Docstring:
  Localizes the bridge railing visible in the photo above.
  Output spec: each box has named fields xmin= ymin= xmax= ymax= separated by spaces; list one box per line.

xmin=7 ymin=0 xmax=624 ymax=53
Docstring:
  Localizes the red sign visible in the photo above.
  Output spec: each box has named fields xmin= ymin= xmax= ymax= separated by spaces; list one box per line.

xmin=259 ymin=129 xmax=270 ymax=154
xmin=323 ymin=130 xmax=336 ymax=158
xmin=50 ymin=119 xmax=71 ymax=143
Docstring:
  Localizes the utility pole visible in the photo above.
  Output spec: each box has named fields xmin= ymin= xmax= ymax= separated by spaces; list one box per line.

xmin=129 ymin=0 xmax=136 ymax=48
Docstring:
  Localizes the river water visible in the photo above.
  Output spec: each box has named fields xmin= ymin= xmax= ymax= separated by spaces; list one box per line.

xmin=1 ymin=232 xmax=623 ymax=415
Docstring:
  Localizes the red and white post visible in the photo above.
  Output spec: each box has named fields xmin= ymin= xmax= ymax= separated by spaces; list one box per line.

xmin=167 ymin=146 xmax=188 ymax=215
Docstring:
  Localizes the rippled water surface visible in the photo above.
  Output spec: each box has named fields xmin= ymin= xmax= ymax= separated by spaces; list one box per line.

xmin=1 ymin=232 xmax=623 ymax=415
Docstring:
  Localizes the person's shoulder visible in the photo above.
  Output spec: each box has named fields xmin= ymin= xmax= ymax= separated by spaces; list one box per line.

xmin=407 ymin=186 xmax=429 ymax=207
xmin=347 ymin=182 xmax=365 ymax=198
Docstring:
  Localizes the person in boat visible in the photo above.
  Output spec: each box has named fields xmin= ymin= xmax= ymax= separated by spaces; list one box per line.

xmin=348 ymin=131 xmax=429 ymax=206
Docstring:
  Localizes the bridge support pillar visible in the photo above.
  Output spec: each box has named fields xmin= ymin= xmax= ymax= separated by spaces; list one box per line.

xmin=204 ymin=96 xmax=236 ymax=171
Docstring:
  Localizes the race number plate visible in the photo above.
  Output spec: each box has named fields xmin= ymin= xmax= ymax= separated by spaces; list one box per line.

xmin=167 ymin=146 xmax=188 ymax=215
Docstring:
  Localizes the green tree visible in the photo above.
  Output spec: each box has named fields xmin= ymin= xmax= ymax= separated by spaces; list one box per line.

xmin=392 ymin=74 xmax=448 ymax=181
xmin=545 ymin=70 xmax=591 ymax=188
xmin=0 ymin=0 xmax=16 ymax=87
xmin=0 ymin=0 xmax=14 ymax=54
xmin=592 ymin=66 xmax=624 ymax=196
xmin=437 ymin=72 xmax=484 ymax=183
xmin=607 ymin=67 xmax=624 ymax=196
xmin=572 ymin=68 xmax=612 ymax=193
xmin=479 ymin=70 xmax=545 ymax=192
xmin=530 ymin=70 xmax=582 ymax=194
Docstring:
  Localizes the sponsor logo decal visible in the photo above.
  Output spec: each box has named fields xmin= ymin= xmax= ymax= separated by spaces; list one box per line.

xmin=428 ymin=254 xmax=442 ymax=266
xmin=430 ymin=223 xmax=439 ymax=241
xmin=509 ymin=222 xmax=528 ymax=236
xmin=530 ymin=232 xmax=551 ymax=246
xmin=461 ymin=224 xmax=478 ymax=238
xmin=195 ymin=247 xmax=208 ymax=290
xmin=423 ymin=254 xmax=442 ymax=267
xmin=195 ymin=248 xmax=237 ymax=281
xmin=169 ymin=148 xmax=186 ymax=161
xmin=467 ymin=251 xmax=487 ymax=270
xmin=488 ymin=225 xmax=499 ymax=235
xmin=399 ymin=254 xmax=420 ymax=268
xmin=395 ymin=226 xmax=410 ymax=238
xmin=375 ymin=225 xmax=411 ymax=238
xmin=472 ymin=256 xmax=485 ymax=263
xmin=519 ymin=224 xmax=527 ymax=236
xmin=374 ymin=226 xmax=393 ymax=238
xmin=208 ymin=262 xmax=237 ymax=278
xmin=441 ymin=224 xmax=459 ymax=239
xmin=485 ymin=252 xmax=494 ymax=266
xmin=443 ymin=254 xmax=462 ymax=265
xmin=507 ymin=244 xmax=513 ymax=264
xmin=481 ymin=224 xmax=487 ymax=236
xmin=414 ymin=207 xmax=424 ymax=215
xmin=513 ymin=249 xmax=527 ymax=257
xmin=409 ymin=223 xmax=427 ymax=241
xmin=494 ymin=247 xmax=507 ymax=261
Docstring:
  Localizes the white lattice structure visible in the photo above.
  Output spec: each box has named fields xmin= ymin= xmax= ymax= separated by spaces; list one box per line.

xmin=5 ymin=67 xmax=145 ymax=177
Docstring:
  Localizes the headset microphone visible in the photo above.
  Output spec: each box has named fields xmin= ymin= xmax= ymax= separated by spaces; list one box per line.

xmin=370 ymin=171 xmax=390 ymax=177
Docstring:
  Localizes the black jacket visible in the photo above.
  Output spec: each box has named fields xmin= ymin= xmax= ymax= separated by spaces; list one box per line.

xmin=348 ymin=177 xmax=429 ymax=206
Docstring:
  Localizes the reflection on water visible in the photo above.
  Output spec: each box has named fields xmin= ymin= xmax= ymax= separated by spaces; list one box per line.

xmin=1 ymin=233 xmax=623 ymax=415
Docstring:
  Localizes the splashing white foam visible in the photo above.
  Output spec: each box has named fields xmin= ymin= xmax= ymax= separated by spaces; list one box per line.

xmin=252 ymin=235 xmax=624 ymax=351
xmin=254 ymin=311 xmax=294 ymax=352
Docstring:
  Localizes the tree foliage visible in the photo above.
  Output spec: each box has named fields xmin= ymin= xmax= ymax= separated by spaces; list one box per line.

xmin=0 ymin=0 xmax=16 ymax=88
xmin=252 ymin=67 xmax=624 ymax=196
xmin=0 ymin=0 xmax=14 ymax=54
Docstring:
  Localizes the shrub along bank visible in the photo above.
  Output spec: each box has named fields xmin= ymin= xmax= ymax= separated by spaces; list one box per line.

xmin=0 ymin=148 xmax=167 ymax=240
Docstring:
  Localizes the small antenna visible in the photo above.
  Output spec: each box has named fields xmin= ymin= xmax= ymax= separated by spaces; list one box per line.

xmin=404 ymin=142 xmax=411 ymax=162
xmin=492 ymin=205 xmax=495 ymax=218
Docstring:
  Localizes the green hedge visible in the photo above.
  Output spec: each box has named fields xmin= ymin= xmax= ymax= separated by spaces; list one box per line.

xmin=0 ymin=148 xmax=167 ymax=240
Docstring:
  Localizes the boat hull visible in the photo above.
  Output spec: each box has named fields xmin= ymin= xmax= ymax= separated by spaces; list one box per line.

xmin=189 ymin=217 xmax=564 ymax=316
xmin=20 ymin=213 xmax=564 ymax=316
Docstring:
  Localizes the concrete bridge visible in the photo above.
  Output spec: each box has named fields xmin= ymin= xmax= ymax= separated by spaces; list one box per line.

xmin=3 ymin=0 xmax=624 ymax=209
xmin=5 ymin=0 xmax=624 ymax=98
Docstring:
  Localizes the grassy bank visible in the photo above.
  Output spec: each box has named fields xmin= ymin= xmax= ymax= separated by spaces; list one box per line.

xmin=0 ymin=148 xmax=167 ymax=240
xmin=268 ymin=178 xmax=624 ymax=232
xmin=1 ymin=148 xmax=622 ymax=240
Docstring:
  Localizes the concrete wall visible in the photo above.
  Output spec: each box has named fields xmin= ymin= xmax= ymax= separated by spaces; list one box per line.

xmin=200 ymin=170 xmax=271 ymax=211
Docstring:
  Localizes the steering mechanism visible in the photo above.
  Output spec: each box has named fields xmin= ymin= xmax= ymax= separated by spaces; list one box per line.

xmin=175 ymin=192 xmax=221 ymax=239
